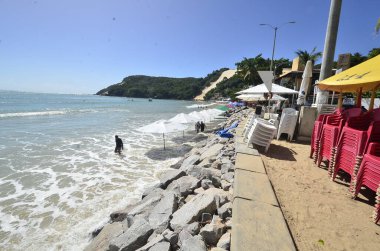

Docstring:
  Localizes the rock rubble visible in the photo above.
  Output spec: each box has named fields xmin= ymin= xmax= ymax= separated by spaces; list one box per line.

xmin=85 ymin=109 xmax=247 ymax=251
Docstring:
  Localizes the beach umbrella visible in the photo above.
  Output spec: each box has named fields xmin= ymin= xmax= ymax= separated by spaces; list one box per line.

xmin=189 ymin=111 xmax=210 ymax=122
xmin=236 ymin=83 xmax=298 ymax=95
xmin=168 ymin=113 xmax=195 ymax=123
xmin=215 ymin=105 xmax=229 ymax=111
xmin=137 ymin=120 xmax=188 ymax=150
xmin=199 ymin=110 xmax=213 ymax=122
xmin=318 ymin=55 xmax=380 ymax=110
xmin=236 ymin=93 xmax=286 ymax=101
xmin=206 ymin=108 xmax=225 ymax=116
xmin=297 ymin=60 xmax=313 ymax=105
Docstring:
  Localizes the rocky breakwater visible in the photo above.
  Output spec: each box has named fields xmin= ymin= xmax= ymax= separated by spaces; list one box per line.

xmin=85 ymin=112 xmax=243 ymax=251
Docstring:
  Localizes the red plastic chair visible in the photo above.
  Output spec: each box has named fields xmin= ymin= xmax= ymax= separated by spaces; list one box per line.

xmin=310 ymin=114 xmax=328 ymax=159
xmin=317 ymin=108 xmax=362 ymax=172
xmin=310 ymin=109 xmax=342 ymax=161
xmin=331 ymin=115 xmax=371 ymax=183
xmin=370 ymin=108 xmax=380 ymax=121
xmin=332 ymin=121 xmax=380 ymax=189
xmin=352 ymin=142 xmax=380 ymax=223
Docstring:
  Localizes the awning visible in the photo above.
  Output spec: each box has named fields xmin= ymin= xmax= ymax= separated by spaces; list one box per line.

xmin=317 ymin=55 xmax=380 ymax=92
xmin=236 ymin=83 xmax=298 ymax=95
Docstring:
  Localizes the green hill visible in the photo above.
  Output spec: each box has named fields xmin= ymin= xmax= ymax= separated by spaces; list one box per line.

xmin=96 ymin=68 xmax=228 ymax=100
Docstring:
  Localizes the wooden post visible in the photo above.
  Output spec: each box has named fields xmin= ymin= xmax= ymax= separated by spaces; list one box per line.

xmin=163 ymin=133 xmax=166 ymax=150
xmin=356 ymin=88 xmax=362 ymax=108
xmin=369 ymin=89 xmax=376 ymax=111
xmin=337 ymin=92 xmax=343 ymax=109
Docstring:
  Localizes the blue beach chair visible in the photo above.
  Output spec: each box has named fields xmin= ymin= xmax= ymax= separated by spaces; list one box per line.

xmin=216 ymin=121 xmax=239 ymax=137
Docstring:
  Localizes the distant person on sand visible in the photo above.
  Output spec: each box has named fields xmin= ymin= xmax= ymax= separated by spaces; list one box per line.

xmin=195 ymin=121 xmax=200 ymax=133
xmin=200 ymin=121 xmax=205 ymax=132
xmin=114 ymin=135 xmax=123 ymax=154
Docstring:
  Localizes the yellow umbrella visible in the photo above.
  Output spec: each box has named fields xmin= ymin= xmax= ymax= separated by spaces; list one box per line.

xmin=318 ymin=55 xmax=380 ymax=109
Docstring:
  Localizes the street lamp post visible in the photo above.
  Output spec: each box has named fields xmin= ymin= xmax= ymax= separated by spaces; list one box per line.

xmin=260 ymin=21 xmax=296 ymax=72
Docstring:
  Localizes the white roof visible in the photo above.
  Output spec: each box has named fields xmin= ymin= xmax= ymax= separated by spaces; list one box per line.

xmin=237 ymin=83 xmax=298 ymax=95
xmin=236 ymin=94 xmax=286 ymax=101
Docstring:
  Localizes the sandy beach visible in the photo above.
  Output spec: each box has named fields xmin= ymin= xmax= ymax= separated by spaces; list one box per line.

xmin=262 ymin=139 xmax=380 ymax=251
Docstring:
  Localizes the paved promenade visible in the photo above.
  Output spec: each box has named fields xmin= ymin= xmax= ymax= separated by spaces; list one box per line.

xmin=231 ymin=118 xmax=297 ymax=251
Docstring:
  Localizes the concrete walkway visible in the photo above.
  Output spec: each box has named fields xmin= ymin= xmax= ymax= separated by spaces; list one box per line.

xmin=231 ymin=119 xmax=296 ymax=251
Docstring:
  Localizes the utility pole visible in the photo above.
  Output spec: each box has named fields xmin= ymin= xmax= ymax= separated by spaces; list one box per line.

xmin=260 ymin=22 xmax=295 ymax=72
xmin=317 ymin=0 xmax=342 ymax=105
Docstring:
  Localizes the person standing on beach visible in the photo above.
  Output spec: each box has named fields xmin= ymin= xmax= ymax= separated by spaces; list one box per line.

xmin=195 ymin=122 xmax=200 ymax=133
xmin=114 ymin=135 xmax=123 ymax=154
xmin=200 ymin=121 xmax=205 ymax=132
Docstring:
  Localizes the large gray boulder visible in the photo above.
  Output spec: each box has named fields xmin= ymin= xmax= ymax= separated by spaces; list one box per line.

xmin=217 ymin=202 xmax=232 ymax=220
xmin=162 ymin=229 xmax=178 ymax=247
xmin=200 ymin=143 xmax=224 ymax=161
xmin=159 ymin=170 xmax=186 ymax=189
xmin=85 ymin=222 xmax=127 ymax=251
xmin=220 ymin=163 xmax=234 ymax=174
xmin=180 ymin=235 xmax=207 ymax=251
xmin=128 ymin=197 xmax=162 ymax=217
xmin=149 ymin=242 xmax=171 ymax=251
xmin=185 ymin=222 xmax=200 ymax=235
xmin=109 ymin=217 xmax=153 ymax=251
xmin=202 ymin=188 xmax=231 ymax=208
xmin=178 ymin=229 xmax=192 ymax=247
xmin=217 ymin=232 xmax=231 ymax=250
xmin=111 ymin=188 xmax=165 ymax=222
xmin=199 ymin=216 xmax=227 ymax=246
xmin=211 ymin=248 xmax=227 ymax=251
xmin=221 ymin=180 xmax=231 ymax=191
xmin=201 ymin=179 xmax=213 ymax=190
xmin=141 ymin=185 xmax=161 ymax=199
xmin=166 ymin=176 xmax=200 ymax=197
xmin=148 ymin=192 xmax=178 ymax=233
xmin=186 ymin=166 xmax=221 ymax=187
xmin=170 ymin=193 xmax=217 ymax=231
xmin=180 ymin=154 xmax=200 ymax=170
xmin=221 ymin=172 xmax=234 ymax=183
xmin=136 ymin=235 xmax=164 ymax=251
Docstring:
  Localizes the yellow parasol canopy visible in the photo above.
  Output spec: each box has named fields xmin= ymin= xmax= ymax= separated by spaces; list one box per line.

xmin=318 ymin=55 xmax=380 ymax=92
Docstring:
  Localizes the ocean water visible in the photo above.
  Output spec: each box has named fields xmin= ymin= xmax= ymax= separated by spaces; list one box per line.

xmin=0 ymin=91 xmax=201 ymax=251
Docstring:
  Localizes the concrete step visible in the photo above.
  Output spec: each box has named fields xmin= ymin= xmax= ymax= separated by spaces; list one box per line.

xmin=233 ymin=168 xmax=278 ymax=206
xmin=231 ymin=198 xmax=296 ymax=251
xmin=235 ymin=153 xmax=265 ymax=174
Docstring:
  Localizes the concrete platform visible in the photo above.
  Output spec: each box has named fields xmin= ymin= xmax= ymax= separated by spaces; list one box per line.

xmin=231 ymin=198 xmax=296 ymax=251
xmin=235 ymin=136 xmax=245 ymax=144
xmin=235 ymin=142 xmax=259 ymax=156
xmin=233 ymin=169 xmax=278 ymax=206
xmin=235 ymin=153 xmax=265 ymax=174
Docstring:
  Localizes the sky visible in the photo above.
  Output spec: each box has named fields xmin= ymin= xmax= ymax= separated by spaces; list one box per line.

xmin=0 ymin=0 xmax=379 ymax=94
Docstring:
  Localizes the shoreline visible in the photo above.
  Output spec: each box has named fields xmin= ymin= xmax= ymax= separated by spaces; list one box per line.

xmin=85 ymin=109 xmax=244 ymax=250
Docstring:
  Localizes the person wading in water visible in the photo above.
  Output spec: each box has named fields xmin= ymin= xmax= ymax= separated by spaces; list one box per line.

xmin=114 ymin=135 xmax=124 ymax=154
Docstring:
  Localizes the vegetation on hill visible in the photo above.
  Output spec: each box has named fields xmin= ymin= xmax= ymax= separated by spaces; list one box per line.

xmin=204 ymin=55 xmax=291 ymax=100
xmin=96 ymin=68 xmax=228 ymax=100
xmin=97 ymin=48 xmax=380 ymax=101
xmin=204 ymin=75 xmax=247 ymax=101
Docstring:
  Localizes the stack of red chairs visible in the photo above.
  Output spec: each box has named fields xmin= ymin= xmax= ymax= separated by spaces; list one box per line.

xmin=310 ymin=114 xmax=327 ymax=160
xmin=352 ymin=142 xmax=380 ymax=223
xmin=330 ymin=113 xmax=373 ymax=187
xmin=317 ymin=108 xmax=362 ymax=175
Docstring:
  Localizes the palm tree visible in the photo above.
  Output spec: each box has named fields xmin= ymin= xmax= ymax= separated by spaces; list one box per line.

xmin=295 ymin=47 xmax=322 ymax=65
xmin=235 ymin=55 xmax=263 ymax=86
xmin=376 ymin=17 xmax=380 ymax=34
